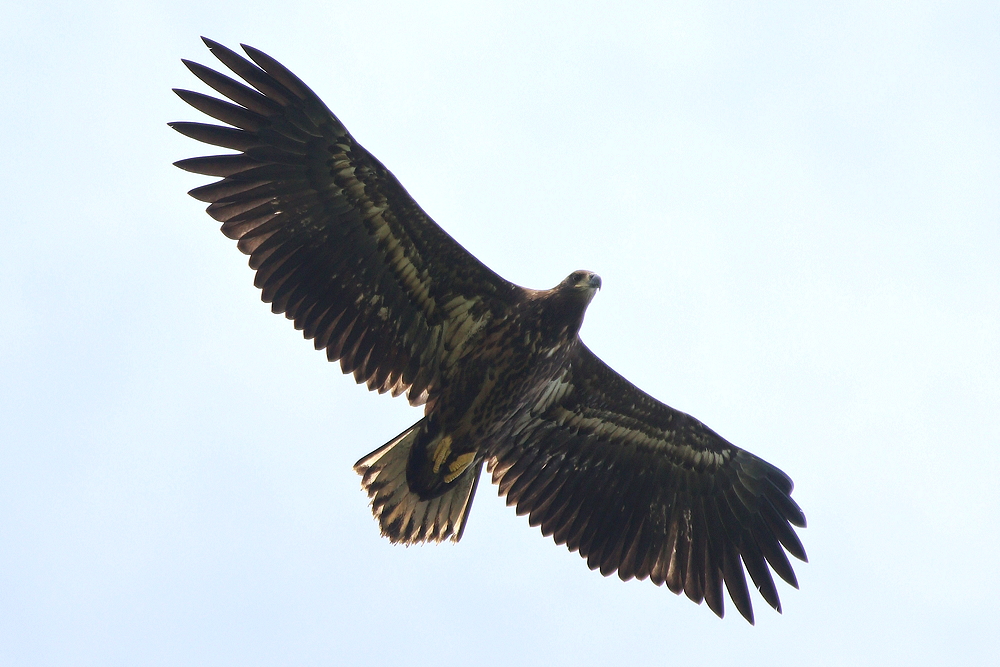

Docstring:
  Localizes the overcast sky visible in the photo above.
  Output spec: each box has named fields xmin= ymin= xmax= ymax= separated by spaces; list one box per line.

xmin=2 ymin=2 xmax=998 ymax=665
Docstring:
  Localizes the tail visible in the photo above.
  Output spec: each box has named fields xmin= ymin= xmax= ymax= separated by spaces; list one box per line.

xmin=354 ymin=418 xmax=482 ymax=544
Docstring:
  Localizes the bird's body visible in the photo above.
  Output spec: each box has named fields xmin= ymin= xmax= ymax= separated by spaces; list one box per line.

xmin=365 ymin=272 xmax=601 ymax=537
xmin=173 ymin=38 xmax=807 ymax=624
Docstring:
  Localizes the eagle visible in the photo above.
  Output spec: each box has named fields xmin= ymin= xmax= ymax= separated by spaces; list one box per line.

xmin=171 ymin=38 xmax=807 ymax=624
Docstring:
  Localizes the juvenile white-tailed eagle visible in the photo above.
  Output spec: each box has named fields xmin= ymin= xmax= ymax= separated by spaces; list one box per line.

xmin=172 ymin=39 xmax=807 ymax=624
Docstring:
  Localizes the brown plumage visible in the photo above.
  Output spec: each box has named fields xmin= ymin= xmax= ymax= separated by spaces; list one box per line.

xmin=172 ymin=38 xmax=807 ymax=624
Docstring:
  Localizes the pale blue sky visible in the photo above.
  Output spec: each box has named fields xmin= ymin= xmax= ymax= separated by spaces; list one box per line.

xmin=2 ymin=2 xmax=998 ymax=665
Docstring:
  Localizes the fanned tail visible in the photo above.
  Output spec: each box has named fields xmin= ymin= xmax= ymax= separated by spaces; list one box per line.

xmin=354 ymin=419 xmax=482 ymax=543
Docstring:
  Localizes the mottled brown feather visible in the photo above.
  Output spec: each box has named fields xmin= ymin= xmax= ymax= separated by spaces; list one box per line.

xmin=488 ymin=344 xmax=806 ymax=624
xmin=173 ymin=39 xmax=521 ymax=405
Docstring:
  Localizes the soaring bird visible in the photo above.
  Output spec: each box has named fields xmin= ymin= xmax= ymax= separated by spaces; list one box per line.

xmin=171 ymin=38 xmax=807 ymax=624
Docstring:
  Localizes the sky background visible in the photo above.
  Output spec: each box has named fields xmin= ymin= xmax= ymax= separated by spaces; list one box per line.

xmin=2 ymin=1 xmax=999 ymax=665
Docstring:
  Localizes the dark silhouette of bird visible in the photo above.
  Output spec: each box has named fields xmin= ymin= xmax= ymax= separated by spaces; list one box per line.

xmin=172 ymin=38 xmax=807 ymax=624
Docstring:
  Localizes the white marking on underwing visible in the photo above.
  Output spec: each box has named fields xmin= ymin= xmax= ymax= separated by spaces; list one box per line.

xmin=549 ymin=406 xmax=730 ymax=466
xmin=533 ymin=372 xmax=572 ymax=413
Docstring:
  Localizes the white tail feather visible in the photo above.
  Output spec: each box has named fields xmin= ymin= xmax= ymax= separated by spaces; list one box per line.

xmin=354 ymin=419 xmax=482 ymax=543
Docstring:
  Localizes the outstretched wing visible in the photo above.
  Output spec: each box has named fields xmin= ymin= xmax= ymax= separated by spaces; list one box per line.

xmin=488 ymin=344 xmax=807 ymax=624
xmin=171 ymin=39 xmax=521 ymax=404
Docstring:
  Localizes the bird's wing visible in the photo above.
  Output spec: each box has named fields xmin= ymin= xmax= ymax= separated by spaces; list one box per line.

xmin=171 ymin=39 xmax=521 ymax=404
xmin=488 ymin=343 xmax=807 ymax=624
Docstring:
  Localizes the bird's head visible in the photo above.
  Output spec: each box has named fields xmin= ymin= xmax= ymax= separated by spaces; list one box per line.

xmin=557 ymin=269 xmax=601 ymax=302
xmin=558 ymin=270 xmax=602 ymax=304
xmin=535 ymin=270 xmax=602 ymax=340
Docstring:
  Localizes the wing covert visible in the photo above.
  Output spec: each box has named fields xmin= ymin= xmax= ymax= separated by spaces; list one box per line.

xmin=172 ymin=39 xmax=521 ymax=403
xmin=488 ymin=344 xmax=807 ymax=624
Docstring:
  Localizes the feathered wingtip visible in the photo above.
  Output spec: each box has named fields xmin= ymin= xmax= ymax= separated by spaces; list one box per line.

xmin=354 ymin=419 xmax=482 ymax=544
